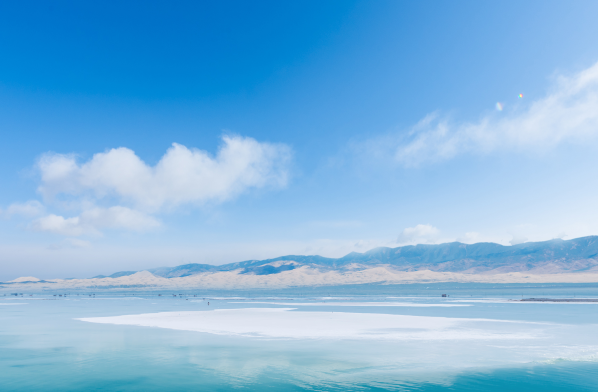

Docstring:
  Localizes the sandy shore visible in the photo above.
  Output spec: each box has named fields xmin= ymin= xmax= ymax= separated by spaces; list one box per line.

xmin=4 ymin=266 xmax=598 ymax=291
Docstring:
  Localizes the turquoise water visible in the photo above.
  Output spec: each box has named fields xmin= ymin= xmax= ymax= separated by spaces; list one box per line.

xmin=1 ymin=283 xmax=598 ymax=391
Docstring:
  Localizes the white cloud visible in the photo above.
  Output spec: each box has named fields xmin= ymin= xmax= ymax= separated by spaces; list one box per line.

xmin=397 ymin=224 xmax=440 ymax=245
xmin=390 ymin=61 xmax=598 ymax=166
xmin=457 ymin=232 xmax=481 ymax=244
xmin=32 ymin=206 xmax=160 ymax=236
xmin=509 ymin=234 xmax=528 ymax=246
xmin=37 ymin=135 xmax=291 ymax=210
xmin=4 ymin=200 xmax=45 ymax=217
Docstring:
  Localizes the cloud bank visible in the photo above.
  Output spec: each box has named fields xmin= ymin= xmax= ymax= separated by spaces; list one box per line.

xmin=32 ymin=206 xmax=160 ymax=236
xmin=391 ymin=61 xmax=598 ymax=166
xmin=24 ymin=135 xmax=291 ymax=236
xmin=38 ymin=135 xmax=291 ymax=210
xmin=3 ymin=200 xmax=45 ymax=217
xmin=397 ymin=224 xmax=440 ymax=245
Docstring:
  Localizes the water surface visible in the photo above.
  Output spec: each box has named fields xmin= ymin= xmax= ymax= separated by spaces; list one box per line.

xmin=1 ymin=283 xmax=598 ymax=391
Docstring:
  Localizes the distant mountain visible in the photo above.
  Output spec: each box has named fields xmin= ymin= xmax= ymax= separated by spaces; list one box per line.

xmin=101 ymin=236 xmax=598 ymax=279
xmin=92 ymin=271 xmax=139 ymax=279
xmin=4 ymin=236 xmax=598 ymax=291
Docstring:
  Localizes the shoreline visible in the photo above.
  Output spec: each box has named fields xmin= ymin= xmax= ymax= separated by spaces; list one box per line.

xmin=3 ymin=267 xmax=598 ymax=291
xmin=520 ymin=298 xmax=598 ymax=302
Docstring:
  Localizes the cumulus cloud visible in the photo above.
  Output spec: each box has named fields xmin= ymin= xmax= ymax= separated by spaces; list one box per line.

xmin=4 ymin=200 xmax=45 ymax=217
xmin=37 ymin=135 xmax=291 ymax=210
xmin=32 ymin=206 xmax=159 ymax=236
xmin=389 ymin=61 xmax=598 ymax=166
xmin=397 ymin=224 xmax=440 ymax=244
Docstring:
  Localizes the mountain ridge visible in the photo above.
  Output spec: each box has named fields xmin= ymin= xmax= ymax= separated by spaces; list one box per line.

xmin=101 ymin=236 xmax=598 ymax=279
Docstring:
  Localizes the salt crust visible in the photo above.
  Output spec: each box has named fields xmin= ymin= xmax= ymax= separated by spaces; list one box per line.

xmin=78 ymin=308 xmax=540 ymax=340
xmin=225 ymin=301 xmax=471 ymax=307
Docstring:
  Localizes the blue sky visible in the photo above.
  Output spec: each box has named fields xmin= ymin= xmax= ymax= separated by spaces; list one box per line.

xmin=2 ymin=1 xmax=598 ymax=279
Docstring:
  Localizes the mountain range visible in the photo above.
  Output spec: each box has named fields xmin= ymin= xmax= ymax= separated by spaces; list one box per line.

xmin=94 ymin=236 xmax=598 ymax=279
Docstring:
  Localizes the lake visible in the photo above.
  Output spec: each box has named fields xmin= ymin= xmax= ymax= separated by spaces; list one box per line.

xmin=1 ymin=283 xmax=598 ymax=391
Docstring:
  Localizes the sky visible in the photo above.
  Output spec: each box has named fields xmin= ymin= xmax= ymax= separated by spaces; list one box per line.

xmin=2 ymin=0 xmax=598 ymax=279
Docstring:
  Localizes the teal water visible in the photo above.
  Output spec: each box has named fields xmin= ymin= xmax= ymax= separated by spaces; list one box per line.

xmin=1 ymin=283 xmax=598 ymax=391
